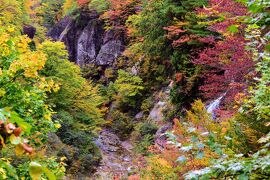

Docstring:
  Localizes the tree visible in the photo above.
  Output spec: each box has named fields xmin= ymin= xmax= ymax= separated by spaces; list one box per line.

xmin=0 ymin=0 xmax=23 ymax=29
xmin=38 ymin=40 xmax=105 ymax=127
xmin=185 ymin=1 xmax=270 ymax=179
xmin=38 ymin=0 xmax=65 ymax=28
xmin=0 ymin=20 xmax=65 ymax=179
xmin=127 ymin=0 xmax=211 ymax=106
xmin=62 ymin=0 xmax=78 ymax=16
xmin=193 ymin=0 xmax=254 ymax=105
xmin=38 ymin=40 xmax=105 ymax=173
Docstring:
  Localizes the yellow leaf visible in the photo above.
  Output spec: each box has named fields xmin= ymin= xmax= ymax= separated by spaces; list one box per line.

xmin=54 ymin=123 xmax=61 ymax=129
xmin=0 ymin=135 xmax=6 ymax=148
xmin=10 ymin=134 xmax=21 ymax=145
xmin=60 ymin=156 xmax=67 ymax=161
xmin=15 ymin=144 xmax=25 ymax=156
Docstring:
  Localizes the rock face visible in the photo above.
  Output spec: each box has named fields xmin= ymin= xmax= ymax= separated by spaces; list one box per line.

xmin=47 ymin=11 xmax=125 ymax=66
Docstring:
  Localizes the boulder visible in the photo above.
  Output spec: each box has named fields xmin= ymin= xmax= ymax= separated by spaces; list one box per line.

xmin=23 ymin=25 xmax=36 ymax=39
xmin=96 ymin=40 xmax=124 ymax=65
xmin=155 ymin=124 xmax=173 ymax=150
xmin=95 ymin=130 xmax=121 ymax=152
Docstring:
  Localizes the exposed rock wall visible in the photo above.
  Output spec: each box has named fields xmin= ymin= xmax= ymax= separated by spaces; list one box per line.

xmin=47 ymin=11 xmax=125 ymax=66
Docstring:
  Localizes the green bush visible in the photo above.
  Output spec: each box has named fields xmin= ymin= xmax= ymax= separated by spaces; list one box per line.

xmin=88 ymin=0 xmax=110 ymax=13
xmin=133 ymin=122 xmax=158 ymax=154
xmin=38 ymin=40 xmax=105 ymax=174
xmin=141 ymin=97 xmax=154 ymax=113
xmin=113 ymin=70 xmax=144 ymax=109
xmin=56 ymin=110 xmax=101 ymax=173
xmin=38 ymin=41 xmax=105 ymax=128
xmin=139 ymin=123 xmax=158 ymax=137
xmin=38 ymin=0 xmax=65 ymax=28
xmin=135 ymin=134 xmax=154 ymax=154
xmin=110 ymin=110 xmax=134 ymax=139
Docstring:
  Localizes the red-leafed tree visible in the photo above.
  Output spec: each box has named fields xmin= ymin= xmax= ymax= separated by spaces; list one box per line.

xmin=194 ymin=36 xmax=254 ymax=101
xmin=193 ymin=0 xmax=255 ymax=104
xmin=77 ymin=0 xmax=89 ymax=6
xmin=102 ymin=0 xmax=140 ymax=36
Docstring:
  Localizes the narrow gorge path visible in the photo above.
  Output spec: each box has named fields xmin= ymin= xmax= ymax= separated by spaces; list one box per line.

xmin=88 ymin=84 xmax=174 ymax=179
xmin=92 ymin=130 xmax=139 ymax=179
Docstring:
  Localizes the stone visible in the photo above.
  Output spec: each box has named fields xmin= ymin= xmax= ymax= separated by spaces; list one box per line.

xmin=76 ymin=20 xmax=103 ymax=65
xmin=96 ymin=40 xmax=124 ymax=65
xmin=23 ymin=25 xmax=36 ymax=39
xmin=95 ymin=130 xmax=121 ymax=152
xmin=135 ymin=111 xmax=144 ymax=120
xmin=123 ymin=156 xmax=131 ymax=162
xmin=47 ymin=11 xmax=125 ymax=66
xmin=154 ymin=124 xmax=173 ymax=150
xmin=47 ymin=16 xmax=72 ymax=41
xmin=121 ymin=141 xmax=133 ymax=152
xmin=149 ymin=101 xmax=167 ymax=121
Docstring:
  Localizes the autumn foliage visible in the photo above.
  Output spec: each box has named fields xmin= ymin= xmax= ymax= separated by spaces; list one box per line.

xmin=102 ymin=0 xmax=139 ymax=35
xmin=193 ymin=0 xmax=254 ymax=103
xmin=77 ymin=0 xmax=89 ymax=6
xmin=1 ymin=0 xmax=269 ymax=179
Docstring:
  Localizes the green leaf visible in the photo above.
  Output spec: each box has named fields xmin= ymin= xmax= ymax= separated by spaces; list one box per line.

xmin=265 ymin=43 xmax=270 ymax=52
xmin=215 ymin=148 xmax=223 ymax=155
xmin=0 ymin=160 xmax=18 ymax=180
xmin=9 ymin=111 xmax=31 ymax=133
xmin=248 ymin=3 xmax=261 ymax=13
xmin=42 ymin=167 xmax=56 ymax=180
xmin=29 ymin=162 xmax=56 ymax=180
xmin=29 ymin=162 xmax=43 ymax=180
xmin=238 ymin=173 xmax=248 ymax=180
xmin=196 ymin=151 xmax=204 ymax=159
xmin=227 ymin=25 xmax=239 ymax=33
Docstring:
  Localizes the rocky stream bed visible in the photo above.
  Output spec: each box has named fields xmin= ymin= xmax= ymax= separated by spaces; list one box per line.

xmin=92 ymin=130 xmax=138 ymax=179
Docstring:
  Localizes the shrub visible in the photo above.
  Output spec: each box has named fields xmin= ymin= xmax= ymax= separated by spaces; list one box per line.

xmin=0 ymin=23 xmax=64 ymax=179
xmin=38 ymin=40 xmax=105 ymax=128
xmin=139 ymin=123 xmax=158 ymax=137
xmin=135 ymin=134 xmax=154 ymax=154
xmin=141 ymin=156 xmax=178 ymax=180
xmin=88 ymin=0 xmax=110 ymax=13
xmin=113 ymin=70 xmax=144 ymax=109
xmin=110 ymin=110 xmax=133 ymax=139
xmin=38 ymin=40 xmax=105 ymax=173
xmin=62 ymin=0 xmax=78 ymax=16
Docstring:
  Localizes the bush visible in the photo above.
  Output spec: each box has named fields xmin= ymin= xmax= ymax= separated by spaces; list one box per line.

xmin=38 ymin=0 xmax=65 ymax=28
xmin=110 ymin=110 xmax=133 ymax=139
xmin=135 ymin=134 xmax=154 ymax=154
xmin=38 ymin=40 xmax=105 ymax=174
xmin=141 ymin=156 xmax=178 ymax=180
xmin=0 ymin=23 xmax=64 ymax=179
xmin=140 ymin=97 xmax=154 ymax=113
xmin=113 ymin=70 xmax=144 ymax=109
xmin=56 ymin=110 xmax=102 ymax=173
xmin=132 ymin=122 xmax=158 ymax=154
xmin=88 ymin=0 xmax=110 ymax=13
xmin=62 ymin=0 xmax=78 ymax=16
xmin=139 ymin=123 xmax=158 ymax=137
xmin=38 ymin=40 xmax=105 ymax=128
